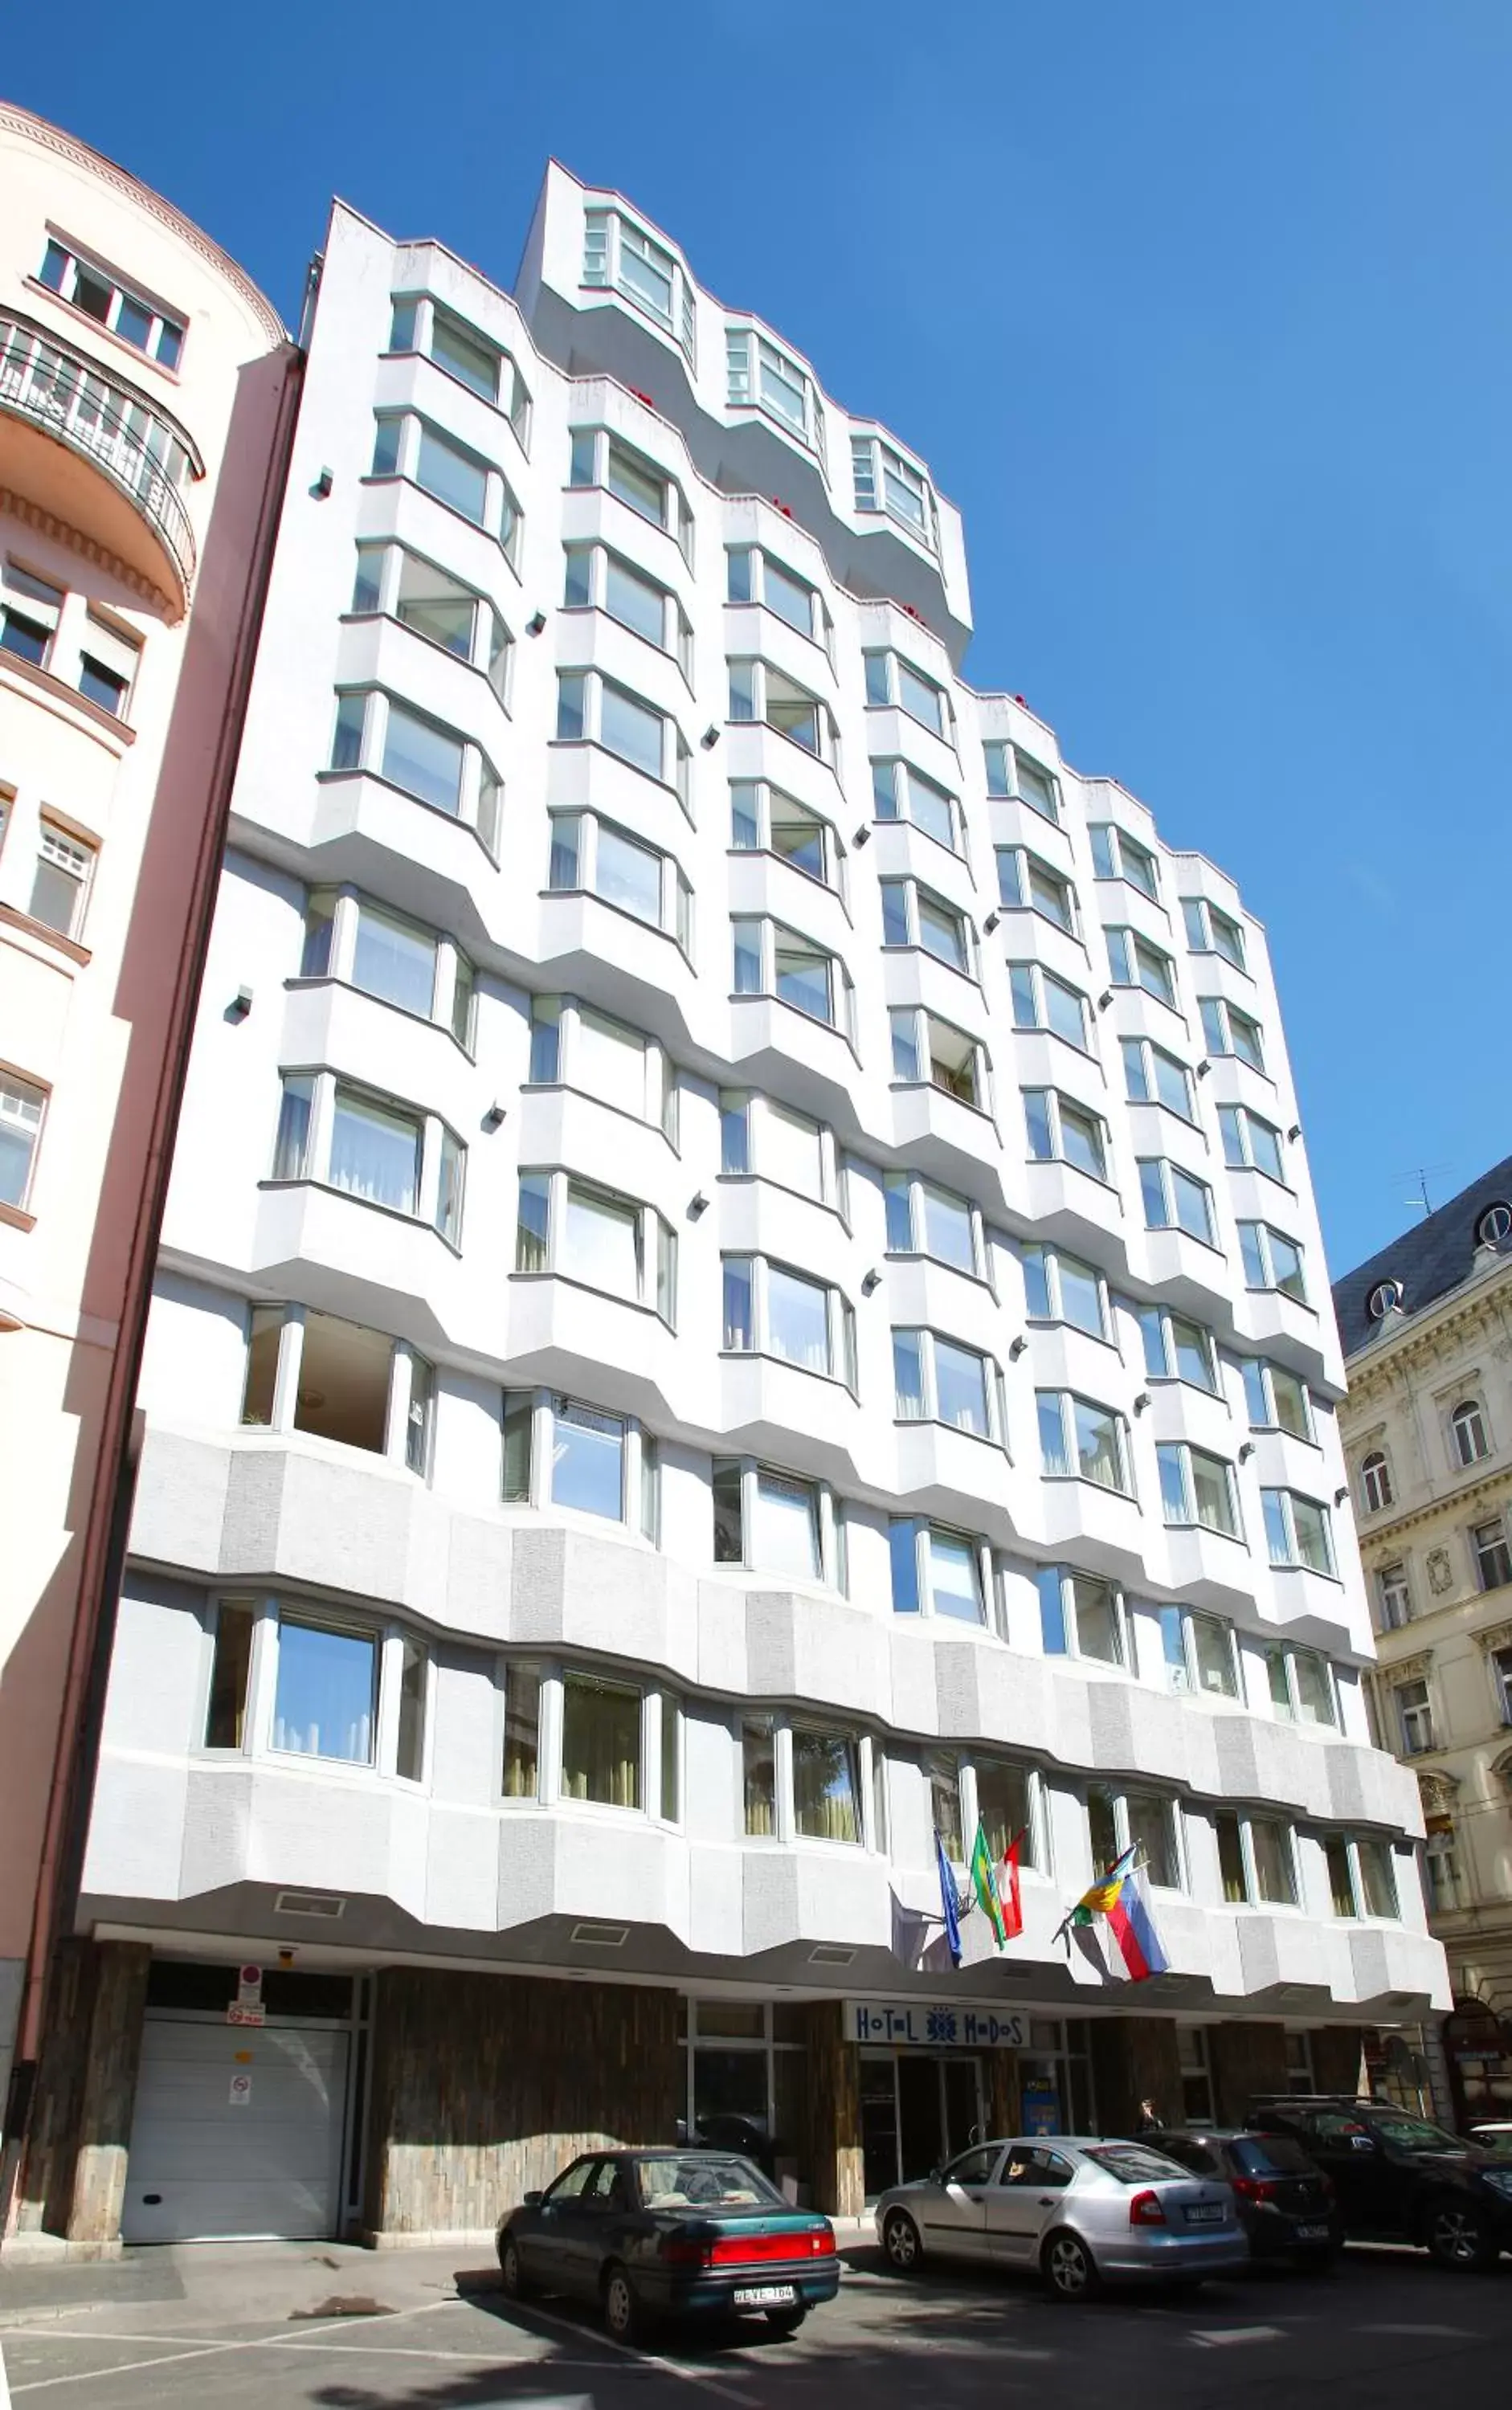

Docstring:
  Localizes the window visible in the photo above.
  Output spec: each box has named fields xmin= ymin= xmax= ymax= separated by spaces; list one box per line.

xmin=1121 ymin=1035 xmax=1195 ymax=1121
xmin=1220 ymin=1105 xmax=1285 ymax=1183
xmin=1138 ymin=1305 xmax=1218 ymax=1391
xmin=926 ymin=1750 xmax=965 ymax=1859
xmin=300 ymin=891 xmax=477 ymax=1044
xmin=726 ymin=545 xmax=827 ymax=643
xmin=713 ymin=1458 xmax=845 ymax=1586
xmin=1175 ymin=2028 xmax=1215 ymax=2126
xmin=1477 ymin=1201 xmax=1512 ymax=1248
xmin=29 ymin=821 xmax=95 ymax=940
xmin=498 ymin=1391 xmax=658 ymax=1533
xmin=387 ymin=293 xmax=529 ymax=441
xmin=1022 ymin=1243 xmax=1107 ymax=1339
xmin=1450 ymin=1399 xmax=1490 ymax=1467
xmin=527 ymin=998 xmax=677 ymax=1141
xmin=582 ymin=206 xmax=695 ymax=357
xmin=889 ymin=1520 xmax=990 ymax=1625
xmin=1199 ymin=995 xmax=1265 ymax=1070
xmin=1261 ymin=1489 xmax=1335 ymax=1577
xmin=880 ymin=877 xmax=974 ymax=974
xmin=976 ymin=1760 xmax=1037 ymax=1868
xmin=722 ymin=1254 xmax=856 ymax=1387
xmin=1024 ymin=1088 xmax=1108 ymax=1180
xmin=1215 ymin=1811 xmax=1248 ymax=1904
xmin=731 ymin=917 xmax=852 ymax=1033
xmin=515 ymin=1170 xmax=676 ymax=1322
xmin=1106 ymin=926 xmax=1177 ymax=1007
xmin=1009 ymin=961 xmax=1091 ymax=1051
xmin=872 ymin=758 xmax=963 ymax=853
xmin=740 ymin=1717 xmax=777 ymax=1836
xmin=271 ymin=1072 xmax=464 ymax=1241
xmin=1262 ymin=1641 xmax=1338 ymax=1727
xmin=0 ymin=561 xmax=61 ymax=667
xmin=370 ymin=412 xmax=520 ymax=558
xmin=1241 ymin=1357 xmax=1313 ymax=1440
xmin=864 ymin=647 xmax=951 ymax=740
xmin=719 ymin=1092 xmax=839 ymax=1205
xmin=550 ymin=811 xmax=692 ymax=949
xmin=1139 ymin=1156 xmax=1216 ymax=1245
xmin=984 ymin=741 xmax=1060 ymax=821
xmin=272 ymin=1615 xmax=378 ymax=1763
xmin=330 ymin=1086 xmax=423 ymax=1217
xmin=1356 ymin=1837 xmax=1400 ymax=1919
xmin=1159 ymin=1606 xmax=1238 ymax=1698
xmin=851 ymin=432 xmax=938 ymax=548
xmin=1375 ymin=1564 xmax=1412 ymax=1632
xmin=203 ymin=1598 xmax=255 ymax=1750
xmin=1248 ymin=1816 xmax=1298 ymax=1906
xmin=569 ymin=426 xmax=696 ymax=569
xmin=562 ymin=1675 xmax=642 ymax=1809
xmin=1088 ymin=1785 xmax=1180 ymax=1889
xmin=1036 ymin=1391 xmax=1130 ymax=1493
xmin=1157 ymin=1442 xmax=1240 ymax=1537
xmin=556 ymin=668 xmax=689 ymax=803
xmin=351 ymin=543 xmax=511 ymax=695
xmin=1239 ymin=1220 xmax=1307 ymax=1301
xmin=1089 ymin=823 xmax=1159 ymax=898
xmin=349 ymin=901 xmax=439 ymax=1018
xmin=501 ymin=1660 xmax=541 ymax=1798
xmin=728 ymin=657 xmax=835 ymax=762
xmin=76 ymin=613 xmax=140 ymax=717
xmin=1366 ymin=1279 xmax=1401 ymax=1321
xmin=40 ymin=236 xmax=185 ymax=366
xmin=996 ymin=846 xmax=1077 ymax=933
xmin=1180 ymin=895 xmax=1245 ymax=970
xmin=883 ymin=1170 xmax=981 ymax=1275
xmin=725 ymin=326 xmax=824 ymax=448
xmin=889 ymin=1008 xmax=988 ymax=1109
xmin=1360 ymin=1452 xmax=1394 ymax=1514
xmin=1473 ymin=1517 xmax=1512 ymax=1591
xmin=729 ymin=780 xmax=842 ymax=889
xmin=895 ymin=1328 xmax=1003 ymax=1441
xmin=793 ymin=1728 xmax=862 ymax=1843
xmin=0 ymin=1074 xmax=46 ymax=1211
xmin=1037 ymin=1567 xmax=1125 ymax=1665
xmin=1396 ymin=1679 xmax=1435 ymax=1754
xmin=1424 ymin=1829 xmax=1462 ymax=1913
xmin=1493 ymin=1642 xmax=1512 ymax=1726
xmin=331 ymin=687 xmax=501 ymax=850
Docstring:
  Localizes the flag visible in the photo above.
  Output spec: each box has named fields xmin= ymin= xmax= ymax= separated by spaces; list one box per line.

xmin=969 ymin=1822 xmax=1007 ymax=1950
xmin=889 ymin=1889 xmax=934 ymax=1971
xmin=999 ymin=1829 xmax=1024 ymax=1942
xmin=934 ymin=1829 xmax=963 ymax=1967
xmin=1053 ymin=1842 xmax=1138 ymax=1945
xmin=1105 ymin=1864 xmax=1170 ymax=1981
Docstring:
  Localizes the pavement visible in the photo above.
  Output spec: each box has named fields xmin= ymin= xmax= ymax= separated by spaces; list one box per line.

xmin=0 ymin=2233 xmax=1509 ymax=2408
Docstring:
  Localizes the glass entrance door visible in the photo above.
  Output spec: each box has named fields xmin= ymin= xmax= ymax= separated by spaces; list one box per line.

xmin=860 ymin=2052 xmax=985 ymax=2196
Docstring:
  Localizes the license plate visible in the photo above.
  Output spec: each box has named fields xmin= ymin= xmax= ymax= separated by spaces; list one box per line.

xmin=734 ymin=2284 xmax=796 ymax=2306
xmin=1184 ymin=2204 xmax=1224 ymax=2224
xmin=1295 ymin=2224 xmax=1329 ymax=2240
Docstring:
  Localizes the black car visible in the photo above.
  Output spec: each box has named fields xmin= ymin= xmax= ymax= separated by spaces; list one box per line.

xmin=1247 ymin=2094 xmax=1512 ymax=2271
xmin=1153 ymin=2128 xmax=1339 ymax=2268
xmin=496 ymin=2147 xmax=840 ymax=2342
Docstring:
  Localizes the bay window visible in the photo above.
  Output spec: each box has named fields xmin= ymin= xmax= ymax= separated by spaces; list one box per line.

xmin=872 ymin=757 xmax=963 ymax=853
xmin=1024 ymin=1087 xmax=1109 ymax=1180
xmin=1242 ymin=1357 xmax=1313 ymax=1439
xmin=1089 ymin=823 xmax=1159 ymax=898
xmin=387 ymin=292 xmax=530 ymax=441
xmin=582 ymin=206 xmax=695 ymax=357
xmin=1106 ymin=926 xmax=1177 ymax=1007
xmin=1157 ymin=1441 xmax=1241 ymax=1537
xmin=1220 ymin=1103 xmax=1285 ymax=1182
xmin=851 ymin=433 xmax=939 ymax=549
xmin=1159 ymin=1605 xmax=1239 ymax=1697
xmin=713 ymin=1457 xmax=846 ymax=1587
xmin=1181 ymin=894 xmax=1246 ymax=969
xmin=1037 ymin=1391 xmax=1131 ymax=1493
xmin=722 ymin=1253 xmax=856 ymax=1387
xmin=984 ymin=741 xmax=1060 ymax=821
xmin=1326 ymin=1832 xmax=1400 ymax=1918
xmin=889 ymin=1008 xmax=989 ymax=1108
xmin=239 ymin=1307 xmax=435 ymax=1473
xmin=1244 ymin=1814 xmax=1299 ymax=1906
xmin=369 ymin=410 xmax=520 ymax=558
xmin=564 ymin=542 xmax=692 ymax=675
xmin=1139 ymin=1156 xmax=1217 ymax=1245
xmin=730 ymin=914 xmax=853 ymax=1033
xmin=1122 ymin=1035 xmax=1196 ymax=1121
xmin=729 ymin=779 xmax=842 ymax=891
xmin=1199 ymin=995 xmax=1265 ymax=1070
xmin=514 ymin=1170 xmax=676 ymax=1323
xmin=271 ymin=1616 xmax=378 ymax=1764
xmin=1261 ymin=1489 xmax=1335 ymax=1575
xmin=525 ymin=995 xmax=678 ymax=1141
xmin=269 ymin=1070 xmax=464 ymax=1241
xmin=880 ymin=876 xmax=974 ymax=974
xmin=889 ymin=1519 xmax=993 ymax=1626
xmin=1240 ymin=1219 xmax=1307 ymax=1301
xmin=300 ymin=886 xmax=478 ymax=1047
xmin=864 ymin=647 xmax=952 ymax=739
xmin=329 ymin=685 xmax=501 ymax=850
xmin=996 ymin=845 xmax=1077 ymax=932
xmin=499 ymin=1388 xmax=659 ymax=1537
xmin=556 ymin=668 xmax=690 ymax=803
xmin=726 ymin=544 xmax=828 ymax=644
xmin=549 ymin=810 xmax=693 ymax=949
xmin=725 ymin=327 xmax=825 ymax=451
xmin=883 ymin=1169 xmax=982 ymax=1274
xmin=1037 ymin=1567 xmax=1126 ymax=1665
xmin=1087 ymin=1784 xmax=1180 ymax=1889
xmin=1138 ymin=1304 xmax=1218 ymax=1391
xmin=728 ymin=656 xmax=836 ymax=762
xmin=792 ymin=1729 xmax=862 ymax=1843
xmin=569 ymin=423 xmax=694 ymax=562
xmin=561 ymin=1676 xmax=642 ymax=1809
xmin=718 ymin=1090 xmax=842 ymax=1207
xmin=1022 ymin=1242 xmax=1108 ymax=1338
xmin=1262 ymin=1640 xmax=1338 ymax=1726
xmin=894 ymin=1327 xmax=1004 ymax=1442
xmin=1010 ymin=961 xmax=1092 ymax=1051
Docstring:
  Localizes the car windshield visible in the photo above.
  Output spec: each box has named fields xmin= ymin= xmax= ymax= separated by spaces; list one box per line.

xmin=1231 ymin=2136 xmax=1315 ymax=2177
xmin=1081 ymin=2145 xmax=1190 ymax=2183
xmin=633 ymin=2154 xmax=782 ymax=2211
xmin=1369 ymin=2113 xmax=1466 ymax=2156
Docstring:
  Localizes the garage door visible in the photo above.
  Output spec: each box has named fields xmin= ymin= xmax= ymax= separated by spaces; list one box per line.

xmin=122 ymin=2015 xmax=349 ymax=2243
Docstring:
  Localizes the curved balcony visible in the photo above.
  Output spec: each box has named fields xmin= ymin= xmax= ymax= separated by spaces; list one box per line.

xmin=0 ymin=312 xmax=196 ymax=619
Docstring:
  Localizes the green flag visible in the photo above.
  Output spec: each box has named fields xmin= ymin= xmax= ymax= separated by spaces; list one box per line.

xmin=970 ymin=1821 xmax=1007 ymax=1949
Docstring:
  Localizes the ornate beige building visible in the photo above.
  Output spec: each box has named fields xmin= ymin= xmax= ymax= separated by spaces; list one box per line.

xmin=1335 ymin=1161 xmax=1512 ymax=2122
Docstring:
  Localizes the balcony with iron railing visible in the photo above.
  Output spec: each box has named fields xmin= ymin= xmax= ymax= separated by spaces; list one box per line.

xmin=0 ymin=311 xmax=197 ymax=618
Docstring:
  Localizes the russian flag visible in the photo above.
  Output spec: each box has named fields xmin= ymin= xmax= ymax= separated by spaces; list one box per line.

xmin=1105 ymin=1865 xmax=1170 ymax=1982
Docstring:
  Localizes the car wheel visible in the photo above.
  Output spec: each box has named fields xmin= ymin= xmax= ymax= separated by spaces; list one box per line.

xmin=882 ymin=2209 xmax=922 ymax=2273
xmin=1424 ymin=2202 xmax=1498 ymax=2272
xmin=497 ymin=2234 xmax=533 ymax=2298
xmin=766 ymin=2306 xmax=807 ymax=2335
xmin=1043 ymin=2231 xmax=1099 ymax=2302
xmin=603 ymin=2263 xmax=646 ymax=2343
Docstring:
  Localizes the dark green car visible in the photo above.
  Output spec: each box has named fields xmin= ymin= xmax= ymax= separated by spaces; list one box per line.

xmin=497 ymin=2147 xmax=840 ymax=2342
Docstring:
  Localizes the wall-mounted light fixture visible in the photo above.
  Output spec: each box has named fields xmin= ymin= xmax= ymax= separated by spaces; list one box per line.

xmin=860 ymin=1268 xmax=882 ymax=1297
xmin=983 ymin=910 xmax=1000 ymax=934
xmin=227 ymin=986 xmax=253 ymax=1021
xmin=701 ymin=725 xmax=721 ymax=750
xmin=1097 ymin=990 xmax=1114 ymax=1011
xmin=1288 ymin=1123 xmax=1302 ymax=1142
xmin=852 ymin=825 xmax=871 ymax=847
xmin=1133 ymin=1391 xmax=1151 ymax=1415
xmin=1238 ymin=1440 xmax=1255 ymax=1463
xmin=1334 ymin=1485 xmax=1350 ymax=1507
xmin=1008 ymin=1335 xmax=1028 ymax=1361
xmin=689 ymin=1192 xmax=709 ymax=1219
xmin=1196 ymin=1060 xmax=1211 ymax=1078
xmin=310 ymin=468 xmax=333 ymax=499
xmin=483 ymin=1102 xmax=507 ymax=1131
xmin=525 ymin=611 xmax=547 ymax=636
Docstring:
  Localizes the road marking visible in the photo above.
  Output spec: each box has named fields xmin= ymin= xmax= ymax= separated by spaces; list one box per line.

xmin=491 ymin=2298 xmax=754 ymax=2403
xmin=6 ymin=2298 xmax=452 ymax=2394
xmin=2 ymin=2332 xmax=11 ymax=2410
xmin=1191 ymin=2324 xmax=1286 ymax=2346
xmin=1362 ymin=2323 xmax=1481 ymax=2339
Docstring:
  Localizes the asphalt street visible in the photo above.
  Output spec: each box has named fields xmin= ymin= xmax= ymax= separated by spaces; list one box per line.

xmin=1 ymin=2240 xmax=1509 ymax=2410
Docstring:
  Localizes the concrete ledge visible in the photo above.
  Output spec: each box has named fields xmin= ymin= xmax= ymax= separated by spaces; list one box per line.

xmin=362 ymin=2226 xmax=499 ymax=2251
xmin=0 ymin=2235 xmax=125 ymax=2265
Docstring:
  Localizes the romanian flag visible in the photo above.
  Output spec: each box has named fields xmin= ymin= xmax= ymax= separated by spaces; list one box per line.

xmin=970 ymin=1823 xmax=1007 ymax=1949
xmin=1105 ymin=1865 xmax=1170 ymax=1982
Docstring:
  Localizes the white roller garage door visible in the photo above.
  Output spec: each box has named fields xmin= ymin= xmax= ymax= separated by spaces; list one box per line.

xmin=122 ymin=2014 xmax=349 ymax=2243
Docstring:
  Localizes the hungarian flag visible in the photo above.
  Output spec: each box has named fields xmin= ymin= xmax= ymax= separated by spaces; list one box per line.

xmin=969 ymin=1822 xmax=1007 ymax=1949
xmin=999 ymin=1830 xmax=1024 ymax=1941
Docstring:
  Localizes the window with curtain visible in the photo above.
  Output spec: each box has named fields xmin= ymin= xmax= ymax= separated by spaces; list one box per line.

xmin=272 ymin=1619 xmax=378 ymax=1763
xmin=752 ymin=1472 xmax=821 ymax=1579
xmin=743 ymin=1720 xmax=776 ymax=1836
xmin=976 ymin=1762 xmax=1034 ymax=1867
xmin=927 ymin=1753 xmax=963 ymax=1860
xmin=502 ymin=1662 xmax=541 ymax=1798
xmin=351 ymin=905 xmax=437 ymax=1017
xmin=329 ymin=1089 xmax=423 ymax=1215
xmin=561 ymin=1677 xmax=641 ymax=1808
xmin=767 ymin=1264 xmax=830 ymax=1371
xmin=1216 ymin=1812 xmax=1248 ymax=1904
xmin=565 ymin=1183 xmax=642 ymax=1299
xmin=934 ymin=1338 xmax=989 ymax=1434
xmin=792 ymin=1730 xmax=860 ymax=1843
xmin=1248 ymin=1816 xmax=1297 ymax=1905
xmin=926 ymin=1528 xmax=983 ymax=1622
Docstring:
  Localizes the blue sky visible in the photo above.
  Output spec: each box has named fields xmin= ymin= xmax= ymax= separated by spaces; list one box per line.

xmin=9 ymin=1 xmax=1508 ymax=1277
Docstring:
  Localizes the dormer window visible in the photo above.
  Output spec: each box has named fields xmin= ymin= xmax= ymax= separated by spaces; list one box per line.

xmin=1477 ymin=1202 xmax=1512 ymax=1248
xmin=1366 ymin=1278 xmax=1402 ymax=1321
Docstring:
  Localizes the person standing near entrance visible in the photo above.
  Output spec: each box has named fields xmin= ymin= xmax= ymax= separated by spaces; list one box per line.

xmin=1135 ymin=2098 xmax=1163 ymax=2134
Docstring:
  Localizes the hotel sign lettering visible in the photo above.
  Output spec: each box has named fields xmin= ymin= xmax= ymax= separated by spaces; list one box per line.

xmin=844 ymin=2001 xmax=1028 ymax=2048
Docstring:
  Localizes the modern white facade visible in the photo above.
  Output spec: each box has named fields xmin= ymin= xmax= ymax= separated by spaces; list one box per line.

xmin=62 ymin=165 xmax=1445 ymax=2240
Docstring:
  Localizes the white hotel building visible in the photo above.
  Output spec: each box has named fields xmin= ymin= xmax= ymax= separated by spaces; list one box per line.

xmin=26 ymin=165 xmax=1445 ymax=2249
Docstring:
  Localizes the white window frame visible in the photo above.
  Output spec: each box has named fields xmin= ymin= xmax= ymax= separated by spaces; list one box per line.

xmin=730 ymin=914 xmax=854 ymax=1038
xmin=725 ymin=325 xmax=825 ymax=453
xmin=996 ymin=844 xmax=1079 ymax=934
xmin=1023 ymin=1086 xmax=1109 ymax=1182
xmin=238 ymin=1311 xmax=436 ymax=1479
xmin=713 ymin=1455 xmax=847 ymax=1588
xmin=1359 ymin=1450 xmax=1394 ymax=1515
xmin=881 ymin=1168 xmax=985 ymax=1279
xmin=1106 ymin=925 xmax=1178 ymax=1008
xmin=727 ymin=655 xmax=838 ymax=768
xmin=1449 ymin=1397 xmax=1491 ymax=1468
xmin=725 ymin=544 xmax=830 ymax=650
xmin=1088 ymin=1783 xmax=1185 ymax=1893
xmin=1036 ymin=1389 xmax=1134 ymax=1495
xmin=894 ymin=1326 xmax=1007 ymax=1448
xmin=1262 ymin=1640 xmax=1339 ymax=1726
xmin=1139 ymin=1156 xmax=1218 ymax=1245
xmin=1239 ymin=1219 xmax=1308 ymax=1302
xmin=1037 ymin=1566 xmax=1129 ymax=1669
xmin=352 ymin=539 xmax=512 ymax=702
xmin=1157 ymin=1440 xmax=1242 ymax=1538
xmin=31 ymin=818 xmax=96 ymax=942
xmin=1218 ymin=1809 xmax=1300 ymax=1908
xmin=721 ymin=1252 xmax=857 ymax=1391
xmin=880 ymin=875 xmax=975 ymax=977
xmin=514 ymin=1168 xmax=676 ymax=1326
xmin=1181 ymin=893 xmax=1247 ymax=970
xmin=39 ymin=233 xmax=186 ymax=367
xmin=1021 ymin=1241 xmax=1109 ymax=1340
xmin=329 ymin=685 xmax=501 ymax=852
xmin=568 ymin=424 xmax=694 ymax=564
xmin=1121 ymin=1034 xmax=1197 ymax=1123
xmin=562 ymin=540 xmax=692 ymax=678
xmin=1220 ymin=1101 xmax=1288 ymax=1183
xmin=555 ymin=666 xmax=690 ymax=808
xmin=0 ymin=1070 xmax=47 ymax=1212
xmin=499 ymin=1387 xmax=660 ymax=1540
xmin=888 ymin=1007 xmax=991 ymax=1111
xmin=984 ymin=740 xmax=1060 ymax=821
xmin=1159 ymin=1604 xmax=1240 ymax=1699
xmin=863 ymin=647 xmax=954 ymax=743
xmin=548 ymin=810 xmax=693 ymax=953
xmin=298 ymin=885 xmax=477 ymax=1050
xmin=871 ymin=757 xmax=966 ymax=857
xmin=386 ymin=292 xmax=530 ymax=444
xmin=582 ymin=206 xmax=695 ymax=359
xmin=1240 ymin=1356 xmax=1314 ymax=1442
xmin=729 ymin=778 xmax=844 ymax=895
xmin=1008 ymin=959 xmax=1093 ymax=1053
xmin=1199 ymin=992 xmax=1265 ymax=1070
xmin=269 ymin=1068 xmax=466 ymax=1244
xmin=525 ymin=995 xmax=679 ymax=1145
xmin=888 ymin=1518 xmax=999 ymax=1631
xmin=1375 ymin=1562 xmax=1412 ymax=1632
xmin=1089 ymin=821 xmax=1159 ymax=899
xmin=850 ymin=431 xmax=939 ymax=549
xmin=718 ymin=1089 xmax=844 ymax=1212
xmin=1473 ymin=1516 xmax=1512 ymax=1592
xmin=1137 ymin=1302 xmax=1219 ymax=1393
xmin=369 ymin=410 xmax=521 ymax=561
xmin=1261 ymin=1489 xmax=1337 ymax=1579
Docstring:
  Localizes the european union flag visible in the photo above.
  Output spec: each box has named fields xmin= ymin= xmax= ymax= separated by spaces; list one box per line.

xmin=934 ymin=1829 xmax=963 ymax=1967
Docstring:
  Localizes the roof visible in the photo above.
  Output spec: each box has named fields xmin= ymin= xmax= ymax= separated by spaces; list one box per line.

xmin=1332 ymin=1154 xmax=1512 ymax=1360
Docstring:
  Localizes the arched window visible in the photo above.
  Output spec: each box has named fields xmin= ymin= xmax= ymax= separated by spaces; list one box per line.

xmin=1367 ymin=1279 xmax=1401 ymax=1321
xmin=1451 ymin=1399 xmax=1490 ymax=1468
xmin=1476 ymin=1201 xmax=1512 ymax=1249
xmin=1361 ymin=1452 xmax=1393 ymax=1514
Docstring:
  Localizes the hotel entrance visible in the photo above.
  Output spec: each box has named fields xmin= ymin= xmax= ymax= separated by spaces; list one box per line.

xmin=860 ymin=2049 xmax=985 ymax=2198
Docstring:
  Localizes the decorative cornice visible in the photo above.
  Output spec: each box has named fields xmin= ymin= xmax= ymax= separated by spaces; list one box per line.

xmin=0 ymin=104 xmax=286 ymax=348
xmin=1354 ymin=1464 xmax=1512 ymax=1551
xmin=1418 ymin=1770 xmax=1460 ymax=1814
xmin=1385 ymin=1652 xmax=1432 ymax=1685
xmin=1342 ymin=1268 xmax=1512 ymax=1403
xmin=0 ymin=488 xmax=170 ymax=616
xmin=1475 ymin=1621 xmax=1512 ymax=1656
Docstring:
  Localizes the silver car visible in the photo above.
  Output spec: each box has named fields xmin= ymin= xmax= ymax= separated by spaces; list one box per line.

xmin=875 ymin=2134 xmax=1248 ymax=2301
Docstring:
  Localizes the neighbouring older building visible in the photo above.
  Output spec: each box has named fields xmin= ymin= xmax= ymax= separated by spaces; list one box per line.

xmin=10 ymin=164 xmax=1445 ymax=2254
xmin=1335 ymin=1160 xmax=1512 ymax=2126
xmin=0 ymin=103 xmax=297 ymax=2183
